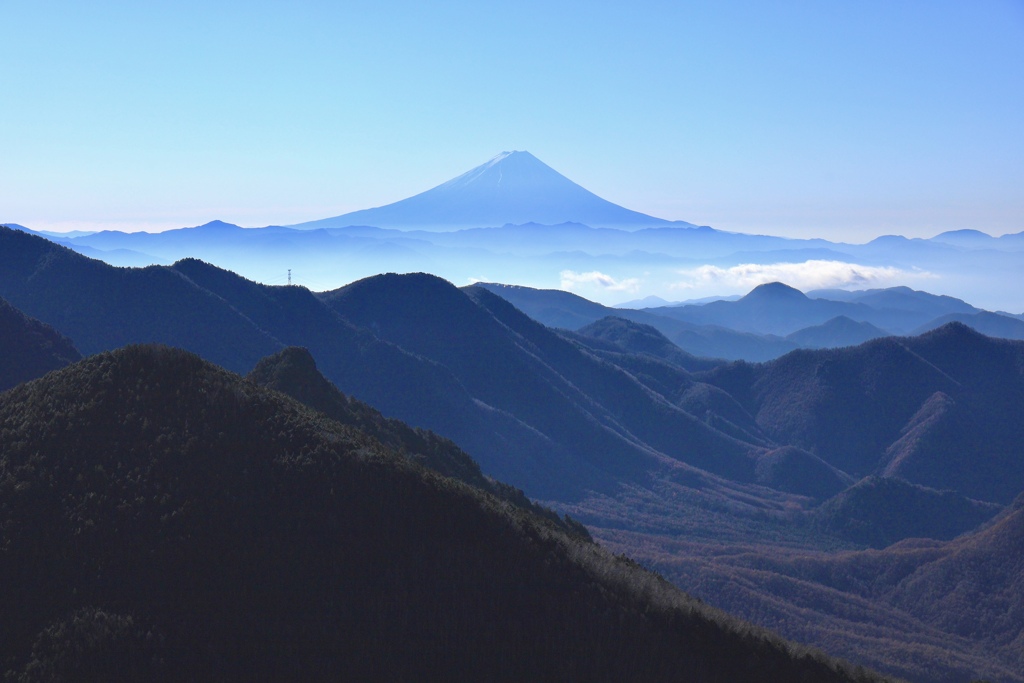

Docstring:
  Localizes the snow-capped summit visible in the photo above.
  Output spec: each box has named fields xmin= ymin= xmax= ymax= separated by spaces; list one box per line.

xmin=292 ymin=151 xmax=681 ymax=231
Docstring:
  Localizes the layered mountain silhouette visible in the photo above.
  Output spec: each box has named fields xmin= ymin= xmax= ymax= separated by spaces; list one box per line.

xmin=0 ymin=228 xmax=761 ymax=499
xmin=477 ymin=279 xmax=1024 ymax=359
xmin=650 ymin=282 xmax=944 ymax=336
xmin=4 ymin=226 xmax=1021 ymax=511
xmin=291 ymin=151 xmax=677 ymax=230
xmin=473 ymin=282 xmax=801 ymax=361
xmin=3 ymin=226 xmax=1024 ymax=682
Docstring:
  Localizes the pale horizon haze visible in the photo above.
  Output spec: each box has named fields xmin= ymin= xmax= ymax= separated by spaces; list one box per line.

xmin=2 ymin=1 xmax=1022 ymax=242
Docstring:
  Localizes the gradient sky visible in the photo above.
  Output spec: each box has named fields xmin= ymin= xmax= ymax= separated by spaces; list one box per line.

xmin=2 ymin=1 xmax=1022 ymax=241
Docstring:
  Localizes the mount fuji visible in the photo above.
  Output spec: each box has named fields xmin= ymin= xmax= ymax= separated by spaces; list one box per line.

xmin=291 ymin=151 xmax=689 ymax=230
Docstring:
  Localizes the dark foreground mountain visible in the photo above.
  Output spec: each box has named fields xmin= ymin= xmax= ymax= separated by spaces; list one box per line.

xmin=0 ymin=345 xmax=887 ymax=683
xmin=0 ymin=296 xmax=80 ymax=392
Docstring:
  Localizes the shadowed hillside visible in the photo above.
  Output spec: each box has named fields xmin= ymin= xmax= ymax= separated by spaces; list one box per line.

xmin=0 ymin=345 xmax=888 ymax=683
xmin=785 ymin=316 xmax=889 ymax=350
xmin=0 ymin=296 xmax=80 ymax=392
xmin=575 ymin=316 xmax=723 ymax=372
xmin=321 ymin=274 xmax=762 ymax=487
xmin=247 ymin=346 xmax=591 ymax=540
xmin=0 ymin=226 xmax=280 ymax=372
xmin=811 ymin=476 xmax=1001 ymax=548
xmin=699 ymin=324 xmax=1024 ymax=502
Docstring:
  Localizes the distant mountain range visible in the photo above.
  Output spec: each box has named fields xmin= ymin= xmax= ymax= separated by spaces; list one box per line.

xmin=474 ymin=280 xmax=1024 ymax=360
xmin=5 ymin=151 xmax=1022 ymax=313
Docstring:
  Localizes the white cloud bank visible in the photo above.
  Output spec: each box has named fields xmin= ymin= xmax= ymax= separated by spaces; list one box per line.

xmin=671 ymin=260 xmax=936 ymax=292
xmin=560 ymin=270 xmax=641 ymax=293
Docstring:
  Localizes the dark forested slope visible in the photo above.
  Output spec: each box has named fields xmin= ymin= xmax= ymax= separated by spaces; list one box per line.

xmin=0 ymin=345 xmax=887 ymax=683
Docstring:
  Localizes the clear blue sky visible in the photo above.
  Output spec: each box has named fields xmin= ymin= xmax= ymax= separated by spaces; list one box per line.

xmin=2 ymin=1 xmax=1022 ymax=241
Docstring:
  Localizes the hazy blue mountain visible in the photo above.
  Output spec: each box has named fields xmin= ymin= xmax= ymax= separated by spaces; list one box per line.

xmin=930 ymin=228 xmax=1024 ymax=250
xmin=291 ymin=151 xmax=680 ymax=230
xmin=0 ymin=296 xmax=81 ymax=392
xmin=2 ymin=223 xmax=165 ymax=266
xmin=913 ymin=310 xmax=1024 ymax=340
xmin=785 ymin=316 xmax=890 ymax=349
xmin=808 ymin=286 xmax=981 ymax=318
xmin=649 ymin=282 xmax=906 ymax=336
xmin=574 ymin=316 xmax=723 ymax=372
xmin=473 ymin=282 xmax=800 ymax=361
xmin=930 ymin=228 xmax=1000 ymax=248
xmin=649 ymin=282 xmax=850 ymax=335
xmin=649 ymin=282 xmax=989 ymax=336
xmin=805 ymin=288 xmax=862 ymax=302
xmin=670 ymin=294 xmax=743 ymax=305
xmin=613 ymin=294 xmax=676 ymax=308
